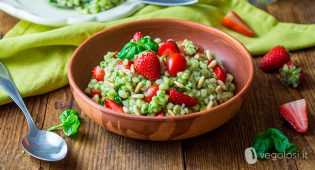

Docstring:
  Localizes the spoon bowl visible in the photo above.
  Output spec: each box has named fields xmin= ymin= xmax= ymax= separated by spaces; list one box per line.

xmin=22 ymin=130 xmax=68 ymax=161
xmin=0 ymin=62 xmax=68 ymax=161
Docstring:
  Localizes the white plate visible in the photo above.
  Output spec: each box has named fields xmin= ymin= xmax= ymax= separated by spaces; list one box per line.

xmin=0 ymin=0 xmax=144 ymax=26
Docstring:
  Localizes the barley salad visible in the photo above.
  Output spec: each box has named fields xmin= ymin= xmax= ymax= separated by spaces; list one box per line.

xmin=49 ymin=0 xmax=125 ymax=14
xmin=85 ymin=32 xmax=236 ymax=117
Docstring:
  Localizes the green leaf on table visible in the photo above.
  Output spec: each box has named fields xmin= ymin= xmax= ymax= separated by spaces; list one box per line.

xmin=48 ymin=109 xmax=81 ymax=136
xmin=251 ymin=131 xmax=273 ymax=158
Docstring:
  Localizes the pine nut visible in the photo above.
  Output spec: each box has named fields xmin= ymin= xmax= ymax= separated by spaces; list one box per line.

xmin=92 ymin=95 xmax=99 ymax=102
xmin=217 ymin=80 xmax=227 ymax=90
xmin=197 ymin=76 xmax=205 ymax=89
xmin=133 ymin=105 xmax=141 ymax=116
xmin=210 ymin=78 xmax=217 ymax=84
xmin=131 ymin=94 xmax=144 ymax=99
xmin=206 ymin=101 xmax=214 ymax=110
xmin=174 ymin=81 xmax=184 ymax=88
xmin=106 ymin=80 xmax=115 ymax=87
xmin=216 ymin=85 xmax=222 ymax=93
xmin=208 ymin=60 xmax=217 ymax=69
xmin=206 ymin=50 xmax=211 ymax=59
xmin=167 ymin=109 xmax=175 ymax=116
xmin=130 ymin=64 xmax=135 ymax=73
xmin=135 ymin=82 xmax=144 ymax=93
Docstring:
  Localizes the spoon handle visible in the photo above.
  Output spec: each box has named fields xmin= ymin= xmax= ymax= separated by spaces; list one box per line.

xmin=0 ymin=62 xmax=37 ymax=131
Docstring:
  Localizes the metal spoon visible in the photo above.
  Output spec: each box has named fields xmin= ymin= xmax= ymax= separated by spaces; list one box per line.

xmin=138 ymin=0 xmax=199 ymax=6
xmin=0 ymin=63 xmax=67 ymax=161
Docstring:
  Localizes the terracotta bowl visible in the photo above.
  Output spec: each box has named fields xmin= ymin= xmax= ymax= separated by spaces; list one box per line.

xmin=68 ymin=19 xmax=254 ymax=141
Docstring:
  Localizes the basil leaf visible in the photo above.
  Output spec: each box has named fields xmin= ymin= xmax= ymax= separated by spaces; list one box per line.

xmin=48 ymin=109 xmax=81 ymax=136
xmin=63 ymin=116 xmax=80 ymax=136
xmin=114 ymin=95 xmax=123 ymax=105
xmin=137 ymin=37 xmax=159 ymax=52
xmin=117 ymin=42 xmax=145 ymax=59
xmin=59 ymin=110 xmax=79 ymax=123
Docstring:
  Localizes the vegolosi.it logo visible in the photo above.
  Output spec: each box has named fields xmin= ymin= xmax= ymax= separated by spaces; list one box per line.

xmin=244 ymin=147 xmax=308 ymax=164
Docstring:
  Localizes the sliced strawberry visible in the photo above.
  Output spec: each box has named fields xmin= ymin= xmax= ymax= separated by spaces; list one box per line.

xmin=166 ymin=53 xmax=187 ymax=76
xmin=90 ymin=89 xmax=102 ymax=97
xmin=104 ymin=99 xmax=124 ymax=113
xmin=155 ymin=111 xmax=164 ymax=117
xmin=168 ymin=89 xmax=198 ymax=107
xmin=144 ymin=84 xmax=160 ymax=103
xmin=221 ymin=11 xmax=255 ymax=37
xmin=92 ymin=66 xmax=105 ymax=81
xmin=208 ymin=59 xmax=227 ymax=83
xmin=117 ymin=60 xmax=133 ymax=70
xmin=259 ymin=46 xmax=291 ymax=72
xmin=134 ymin=51 xmax=161 ymax=81
xmin=132 ymin=32 xmax=142 ymax=42
xmin=158 ymin=39 xmax=180 ymax=57
xmin=279 ymin=62 xmax=304 ymax=88
xmin=279 ymin=99 xmax=308 ymax=133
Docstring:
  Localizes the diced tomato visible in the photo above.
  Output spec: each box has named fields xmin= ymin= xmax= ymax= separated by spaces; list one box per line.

xmin=92 ymin=66 xmax=105 ymax=81
xmin=208 ymin=59 xmax=227 ymax=83
xmin=144 ymin=84 xmax=160 ymax=103
xmin=155 ymin=111 xmax=164 ymax=117
xmin=117 ymin=60 xmax=133 ymax=70
xmin=158 ymin=40 xmax=180 ymax=57
xmin=104 ymin=99 xmax=124 ymax=113
xmin=90 ymin=89 xmax=102 ymax=97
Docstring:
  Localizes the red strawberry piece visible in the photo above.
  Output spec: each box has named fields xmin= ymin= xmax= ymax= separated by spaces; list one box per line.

xmin=158 ymin=39 xmax=180 ymax=57
xmin=259 ymin=46 xmax=291 ymax=72
xmin=208 ymin=59 xmax=227 ymax=83
xmin=117 ymin=60 xmax=133 ymax=70
xmin=279 ymin=61 xmax=304 ymax=88
xmin=92 ymin=66 xmax=105 ymax=81
xmin=221 ymin=11 xmax=255 ymax=37
xmin=134 ymin=52 xmax=161 ymax=81
xmin=90 ymin=89 xmax=102 ymax=97
xmin=104 ymin=99 xmax=124 ymax=113
xmin=279 ymin=99 xmax=308 ymax=133
xmin=144 ymin=84 xmax=160 ymax=103
xmin=132 ymin=32 xmax=142 ymax=42
xmin=168 ymin=89 xmax=198 ymax=107
xmin=155 ymin=111 xmax=164 ymax=117
xmin=166 ymin=53 xmax=187 ymax=76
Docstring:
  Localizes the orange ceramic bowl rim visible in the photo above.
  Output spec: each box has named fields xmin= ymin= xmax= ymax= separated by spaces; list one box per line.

xmin=68 ymin=19 xmax=254 ymax=122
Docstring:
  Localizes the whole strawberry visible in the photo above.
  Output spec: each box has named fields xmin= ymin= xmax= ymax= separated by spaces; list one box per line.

xmin=279 ymin=61 xmax=304 ymax=88
xmin=134 ymin=51 xmax=161 ymax=81
xmin=168 ymin=89 xmax=198 ymax=107
xmin=259 ymin=46 xmax=290 ymax=72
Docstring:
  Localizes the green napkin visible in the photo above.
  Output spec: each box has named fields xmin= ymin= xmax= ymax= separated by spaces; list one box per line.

xmin=0 ymin=0 xmax=315 ymax=105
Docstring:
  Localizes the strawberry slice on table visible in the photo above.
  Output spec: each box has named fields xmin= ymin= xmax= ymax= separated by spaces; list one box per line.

xmin=279 ymin=99 xmax=308 ymax=133
xmin=144 ymin=84 xmax=160 ymax=103
xmin=168 ymin=89 xmax=198 ymax=107
xmin=132 ymin=32 xmax=142 ymax=42
xmin=117 ymin=60 xmax=134 ymax=70
xmin=104 ymin=99 xmax=124 ymax=113
xmin=208 ymin=59 xmax=227 ymax=83
xmin=158 ymin=39 xmax=180 ymax=57
xmin=279 ymin=61 xmax=304 ymax=88
xmin=259 ymin=46 xmax=291 ymax=72
xmin=166 ymin=53 xmax=187 ymax=76
xmin=134 ymin=51 xmax=161 ymax=81
xmin=221 ymin=11 xmax=255 ymax=37
xmin=90 ymin=89 xmax=102 ymax=97
xmin=92 ymin=66 xmax=105 ymax=81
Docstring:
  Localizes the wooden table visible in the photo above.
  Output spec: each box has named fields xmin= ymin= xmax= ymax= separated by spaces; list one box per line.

xmin=1 ymin=0 xmax=315 ymax=169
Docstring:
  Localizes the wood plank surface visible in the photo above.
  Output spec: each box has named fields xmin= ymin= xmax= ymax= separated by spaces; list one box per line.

xmin=0 ymin=0 xmax=315 ymax=169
